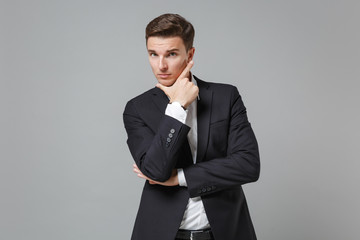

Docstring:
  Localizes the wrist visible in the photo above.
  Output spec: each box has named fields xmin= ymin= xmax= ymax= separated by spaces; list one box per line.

xmin=171 ymin=101 xmax=187 ymax=110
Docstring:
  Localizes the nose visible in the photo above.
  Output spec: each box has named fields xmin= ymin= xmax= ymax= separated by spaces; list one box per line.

xmin=159 ymin=57 xmax=168 ymax=71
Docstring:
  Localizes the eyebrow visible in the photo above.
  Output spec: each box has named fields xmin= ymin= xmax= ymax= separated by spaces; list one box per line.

xmin=166 ymin=48 xmax=180 ymax=52
xmin=147 ymin=48 xmax=180 ymax=53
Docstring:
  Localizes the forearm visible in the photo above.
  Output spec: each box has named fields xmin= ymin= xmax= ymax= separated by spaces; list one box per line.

xmin=175 ymin=123 xmax=259 ymax=195
xmin=124 ymin=101 xmax=190 ymax=182
xmin=184 ymin=151 xmax=260 ymax=197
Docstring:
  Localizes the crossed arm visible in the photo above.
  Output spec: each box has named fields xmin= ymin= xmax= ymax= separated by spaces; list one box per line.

xmin=126 ymin=61 xmax=259 ymax=192
xmin=133 ymin=163 xmax=179 ymax=186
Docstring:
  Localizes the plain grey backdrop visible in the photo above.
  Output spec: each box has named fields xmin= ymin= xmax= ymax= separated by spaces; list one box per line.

xmin=1 ymin=0 xmax=359 ymax=239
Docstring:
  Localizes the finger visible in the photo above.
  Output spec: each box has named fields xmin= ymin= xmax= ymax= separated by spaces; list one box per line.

xmin=136 ymin=169 xmax=149 ymax=179
xmin=132 ymin=163 xmax=158 ymax=184
xmin=155 ymin=83 xmax=162 ymax=89
xmin=133 ymin=164 xmax=144 ymax=176
xmin=149 ymin=180 xmax=160 ymax=185
xmin=133 ymin=166 xmax=152 ymax=181
xmin=133 ymin=164 xmax=142 ymax=172
xmin=137 ymin=173 xmax=147 ymax=179
xmin=156 ymin=82 xmax=169 ymax=90
xmin=155 ymin=83 xmax=170 ymax=94
xmin=138 ymin=174 xmax=157 ymax=185
xmin=133 ymin=168 xmax=141 ymax=174
xmin=133 ymin=164 xmax=140 ymax=172
xmin=178 ymin=60 xmax=194 ymax=80
xmin=156 ymin=83 xmax=172 ymax=98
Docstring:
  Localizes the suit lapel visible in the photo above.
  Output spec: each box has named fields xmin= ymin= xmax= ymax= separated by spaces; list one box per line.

xmin=195 ymin=77 xmax=213 ymax=163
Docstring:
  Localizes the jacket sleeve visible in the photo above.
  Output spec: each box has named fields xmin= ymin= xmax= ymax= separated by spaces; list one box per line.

xmin=123 ymin=100 xmax=190 ymax=182
xmin=183 ymin=87 xmax=260 ymax=198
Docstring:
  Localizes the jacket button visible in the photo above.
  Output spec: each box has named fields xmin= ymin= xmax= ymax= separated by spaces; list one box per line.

xmin=168 ymin=133 xmax=173 ymax=138
xmin=207 ymin=186 xmax=212 ymax=191
xmin=170 ymin=129 xmax=175 ymax=134
xmin=167 ymin=137 xmax=172 ymax=143
xmin=202 ymin=188 xmax=207 ymax=193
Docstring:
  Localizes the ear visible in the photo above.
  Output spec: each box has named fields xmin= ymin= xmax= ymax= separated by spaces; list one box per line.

xmin=187 ymin=47 xmax=195 ymax=62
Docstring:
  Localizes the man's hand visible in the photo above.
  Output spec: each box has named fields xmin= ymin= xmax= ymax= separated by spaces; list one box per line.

xmin=133 ymin=164 xmax=179 ymax=186
xmin=156 ymin=60 xmax=199 ymax=109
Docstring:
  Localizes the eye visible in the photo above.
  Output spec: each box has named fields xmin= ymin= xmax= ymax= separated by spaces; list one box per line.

xmin=150 ymin=53 xmax=157 ymax=57
xmin=168 ymin=52 xmax=177 ymax=57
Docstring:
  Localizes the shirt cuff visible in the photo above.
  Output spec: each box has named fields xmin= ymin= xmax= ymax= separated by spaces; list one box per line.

xmin=165 ymin=102 xmax=187 ymax=124
xmin=177 ymin=168 xmax=187 ymax=187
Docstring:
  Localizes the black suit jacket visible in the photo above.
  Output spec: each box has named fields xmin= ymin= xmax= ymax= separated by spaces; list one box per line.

xmin=123 ymin=76 xmax=260 ymax=240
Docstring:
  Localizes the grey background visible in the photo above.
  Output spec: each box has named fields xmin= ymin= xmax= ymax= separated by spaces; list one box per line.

xmin=1 ymin=0 xmax=359 ymax=239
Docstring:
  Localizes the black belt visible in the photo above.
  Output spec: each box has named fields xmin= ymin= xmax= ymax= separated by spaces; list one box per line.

xmin=175 ymin=229 xmax=214 ymax=240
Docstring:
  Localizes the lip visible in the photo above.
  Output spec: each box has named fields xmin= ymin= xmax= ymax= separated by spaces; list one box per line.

xmin=158 ymin=74 xmax=171 ymax=79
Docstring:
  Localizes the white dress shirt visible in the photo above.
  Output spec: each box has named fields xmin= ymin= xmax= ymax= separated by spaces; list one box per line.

xmin=164 ymin=77 xmax=210 ymax=230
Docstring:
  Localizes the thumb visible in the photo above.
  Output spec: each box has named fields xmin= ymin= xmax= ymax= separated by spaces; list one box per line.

xmin=156 ymin=83 xmax=168 ymax=93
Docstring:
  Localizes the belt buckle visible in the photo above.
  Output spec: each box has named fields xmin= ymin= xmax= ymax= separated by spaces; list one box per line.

xmin=190 ymin=230 xmax=201 ymax=240
xmin=190 ymin=232 xmax=194 ymax=240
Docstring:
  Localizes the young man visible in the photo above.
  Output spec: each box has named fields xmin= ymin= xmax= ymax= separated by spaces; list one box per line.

xmin=123 ymin=13 xmax=260 ymax=240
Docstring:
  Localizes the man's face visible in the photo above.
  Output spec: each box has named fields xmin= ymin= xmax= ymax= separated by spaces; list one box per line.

xmin=147 ymin=36 xmax=194 ymax=87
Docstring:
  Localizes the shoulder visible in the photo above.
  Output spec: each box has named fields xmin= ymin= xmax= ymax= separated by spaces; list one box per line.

xmin=123 ymin=87 xmax=159 ymax=115
xmin=127 ymin=87 xmax=157 ymax=104
xmin=194 ymin=75 xmax=240 ymax=98
xmin=125 ymin=86 xmax=164 ymax=109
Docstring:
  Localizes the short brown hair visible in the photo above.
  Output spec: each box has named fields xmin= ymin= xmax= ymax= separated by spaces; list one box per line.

xmin=145 ymin=13 xmax=195 ymax=51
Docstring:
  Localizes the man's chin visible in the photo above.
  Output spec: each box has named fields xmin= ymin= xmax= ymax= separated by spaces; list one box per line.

xmin=157 ymin=78 xmax=176 ymax=87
